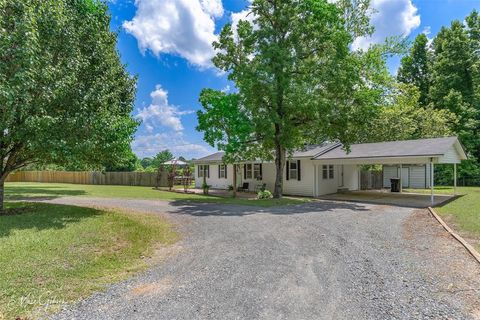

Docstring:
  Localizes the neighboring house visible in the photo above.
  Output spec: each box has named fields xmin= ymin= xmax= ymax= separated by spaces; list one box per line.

xmin=193 ymin=137 xmax=467 ymax=197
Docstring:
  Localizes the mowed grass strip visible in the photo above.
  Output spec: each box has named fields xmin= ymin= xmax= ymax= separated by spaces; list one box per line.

xmin=0 ymin=202 xmax=178 ymax=319
xmin=5 ymin=182 xmax=309 ymax=207
xmin=406 ymin=186 xmax=480 ymax=251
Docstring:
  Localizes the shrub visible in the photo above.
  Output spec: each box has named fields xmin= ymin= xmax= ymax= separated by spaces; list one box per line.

xmin=257 ymin=190 xmax=273 ymax=199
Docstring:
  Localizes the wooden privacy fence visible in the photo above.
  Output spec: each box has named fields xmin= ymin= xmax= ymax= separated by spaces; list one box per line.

xmin=360 ymin=170 xmax=383 ymax=190
xmin=6 ymin=171 xmax=168 ymax=187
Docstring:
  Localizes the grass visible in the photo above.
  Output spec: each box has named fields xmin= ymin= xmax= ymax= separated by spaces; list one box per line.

xmin=406 ymin=186 xmax=480 ymax=251
xmin=0 ymin=202 xmax=178 ymax=319
xmin=5 ymin=182 xmax=309 ymax=207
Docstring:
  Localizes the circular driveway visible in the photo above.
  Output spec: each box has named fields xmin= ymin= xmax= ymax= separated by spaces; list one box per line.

xmin=45 ymin=198 xmax=480 ymax=320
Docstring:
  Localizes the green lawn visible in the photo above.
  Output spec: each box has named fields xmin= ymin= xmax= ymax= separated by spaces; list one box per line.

xmin=406 ymin=186 xmax=480 ymax=251
xmin=5 ymin=182 xmax=308 ymax=207
xmin=0 ymin=202 xmax=178 ymax=319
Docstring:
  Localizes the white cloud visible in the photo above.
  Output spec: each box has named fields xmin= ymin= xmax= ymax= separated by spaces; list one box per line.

xmin=352 ymin=0 xmax=421 ymax=50
xmin=200 ymin=0 xmax=224 ymax=17
xmin=132 ymin=132 xmax=213 ymax=158
xmin=123 ymin=0 xmax=224 ymax=68
xmin=136 ymin=85 xmax=194 ymax=132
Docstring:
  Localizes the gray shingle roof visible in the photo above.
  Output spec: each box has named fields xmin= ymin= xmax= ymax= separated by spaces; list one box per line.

xmin=193 ymin=137 xmax=464 ymax=163
xmin=291 ymin=143 xmax=340 ymax=157
xmin=194 ymin=151 xmax=225 ymax=162
xmin=314 ymin=136 xmax=460 ymax=160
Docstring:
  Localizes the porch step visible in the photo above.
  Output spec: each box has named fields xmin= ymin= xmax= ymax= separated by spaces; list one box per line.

xmin=337 ymin=188 xmax=350 ymax=193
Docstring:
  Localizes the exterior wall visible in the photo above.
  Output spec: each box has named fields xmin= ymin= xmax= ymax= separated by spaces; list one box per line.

xmin=383 ymin=164 xmax=431 ymax=189
xmin=194 ymin=164 xmax=233 ymax=189
xmin=194 ymin=161 xmax=360 ymax=196
xmin=283 ymin=159 xmax=316 ymax=197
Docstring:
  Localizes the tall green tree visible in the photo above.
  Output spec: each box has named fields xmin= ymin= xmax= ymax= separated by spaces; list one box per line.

xmin=151 ymin=150 xmax=174 ymax=168
xmin=397 ymin=33 xmax=430 ymax=106
xmin=358 ymin=84 xmax=456 ymax=143
xmin=197 ymin=89 xmax=256 ymax=197
xmin=203 ymin=0 xmax=385 ymax=197
xmin=429 ymin=13 xmax=480 ymax=162
xmin=0 ymin=0 xmax=138 ymax=211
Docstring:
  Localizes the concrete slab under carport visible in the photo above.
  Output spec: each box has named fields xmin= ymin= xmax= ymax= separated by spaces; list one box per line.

xmin=318 ymin=190 xmax=454 ymax=208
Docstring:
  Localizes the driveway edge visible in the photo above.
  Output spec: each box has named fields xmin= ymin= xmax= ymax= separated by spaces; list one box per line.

xmin=428 ymin=207 xmax=480 ymax=265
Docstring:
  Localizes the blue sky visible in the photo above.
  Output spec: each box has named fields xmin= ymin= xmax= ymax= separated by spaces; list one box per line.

xmin=107 ymin=0 xmax=479 ymax=160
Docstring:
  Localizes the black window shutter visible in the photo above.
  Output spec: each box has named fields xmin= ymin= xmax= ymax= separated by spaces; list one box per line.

xmin=244 ymin=164 xmax=247 ymax=179
xmin=286 ymin=161 xmax=290 ymax=180
xmin=259 ymin=163 xmax=263 ymax=177
xmin=218 ymin=165 xmax=220 ymax=178
xmin=225 ymin=164 xmax=227 ymax=179
xmin=297 ymin=160 xmax=301 ymax=181
xmin=207 ymin=165 xmax=210 ymax=178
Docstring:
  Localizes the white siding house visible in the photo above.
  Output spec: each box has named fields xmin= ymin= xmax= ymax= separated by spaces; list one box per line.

xmin=193 ymin=137 xmax=467 ymax=197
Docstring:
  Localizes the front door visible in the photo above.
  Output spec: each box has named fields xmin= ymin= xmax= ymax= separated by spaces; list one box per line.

xmin=401 ymin=167 xmax=409 ymax=188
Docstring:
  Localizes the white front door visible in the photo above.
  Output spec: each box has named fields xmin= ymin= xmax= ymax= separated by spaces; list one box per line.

xmin=401 ymin=167 xmax=409 ymax=188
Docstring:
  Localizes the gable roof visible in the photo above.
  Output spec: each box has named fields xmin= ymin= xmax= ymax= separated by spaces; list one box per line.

xmin=313 ymin=136 xmax=466 ymax=160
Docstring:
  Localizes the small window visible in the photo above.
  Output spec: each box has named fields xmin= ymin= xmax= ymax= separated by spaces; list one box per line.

xmin=289 ymin=162 xmax=298 ymax=180
xmin=198 ymin=165 xmax=209 ymax=178
xmin=245 ymin=164 xmax=253 ymax=179
xmin=219 ymin=164 xmax=227 ymax=179
xmin=322 ymin=165 xmax=328 ymax=179
xmin=254 ymin=163 xmax=262 ymax=179
xmin=322 ymin=165 xmax=334 ymax=180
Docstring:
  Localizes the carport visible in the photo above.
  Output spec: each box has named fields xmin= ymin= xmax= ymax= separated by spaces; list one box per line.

xmin=313 ymin=137 xmax=467 ymax=206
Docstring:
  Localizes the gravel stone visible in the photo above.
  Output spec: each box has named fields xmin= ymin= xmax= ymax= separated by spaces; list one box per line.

xmin=38 ymin=197 xmax=480 ymax=320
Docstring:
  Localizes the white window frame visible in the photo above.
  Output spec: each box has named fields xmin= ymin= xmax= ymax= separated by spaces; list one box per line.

xmin=219 ymin=164 xmax=227 ymax=179
xmin=245 ymin=163 xmax=253 ymax=179
xmin=289 ymin=161 xmax=298 ymax=180
xmin=253 ymin=163 xmax=261 ymax=179
xmin=322 ymin=165 xmax=334 ymax=180
xmin=198 ymin=165 xmax=208 ymax=178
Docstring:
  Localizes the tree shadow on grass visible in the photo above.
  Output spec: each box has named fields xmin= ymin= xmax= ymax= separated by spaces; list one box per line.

xmin=165 ymin=199 xmax=371 ymax=217
xmin=5 ymin=185 xmax=87 ymax=201
xmin=0 ymin=202 xmax=100 ymax=238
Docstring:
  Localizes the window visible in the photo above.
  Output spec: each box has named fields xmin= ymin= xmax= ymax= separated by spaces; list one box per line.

xmin=322 ymin=165 xmax=334 ymax=180
xmin=289 ymin=161 xmax=298 ymax=180
xmin=198 ymin=165 xmax=209 ymax=178
xmin=219 ymin=164 xmax=227 ymax=179
xmin=245 ymin=164 xmax=253 ymax=179
xmin=254 ymin=163 xmax=262 ymax=180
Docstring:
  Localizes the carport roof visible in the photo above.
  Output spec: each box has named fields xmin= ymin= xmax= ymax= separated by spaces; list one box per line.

xmin=313 ymin=136 xmax=465 ymax=160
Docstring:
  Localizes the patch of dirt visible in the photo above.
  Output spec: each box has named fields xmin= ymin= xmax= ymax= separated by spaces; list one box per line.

xmin=128 ymin=277 xmax=173 ymax=298
xmin=402 ymin=209 xmax=480 ymax=318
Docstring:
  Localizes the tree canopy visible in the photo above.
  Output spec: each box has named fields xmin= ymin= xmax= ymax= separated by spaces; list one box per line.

xmin=398 ymin=10 xmax=480 ymax=176
xmin=0 ymin=0 xmax=138 ymax=210
xmin=198 ymin=0 xmax=389 ymax=197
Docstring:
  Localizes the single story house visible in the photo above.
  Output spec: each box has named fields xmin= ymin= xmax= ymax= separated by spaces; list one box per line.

xmin=193 ymin=137 xmax=467 ymax=199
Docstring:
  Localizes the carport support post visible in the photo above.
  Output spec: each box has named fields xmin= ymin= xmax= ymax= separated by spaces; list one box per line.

xmin=430 ymin=159 xmax=435 ymax=205
xmin=454 ymin=163 xmax=457 ymax=196
xmin=399 ymin=164 xmax=403 ymax=193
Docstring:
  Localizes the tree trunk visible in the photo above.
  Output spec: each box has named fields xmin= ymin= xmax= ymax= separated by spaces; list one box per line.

xmin=0 ymin=179 xmax=5 ymax=212
xmin=232 ymin=163 xmax=237 ymax=198
xmin=273 ymin=141 xmax=285 ymax=198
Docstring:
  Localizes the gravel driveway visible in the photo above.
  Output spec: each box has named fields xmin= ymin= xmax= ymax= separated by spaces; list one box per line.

xmin=42 ymin=197 xmax=480 ymax=320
